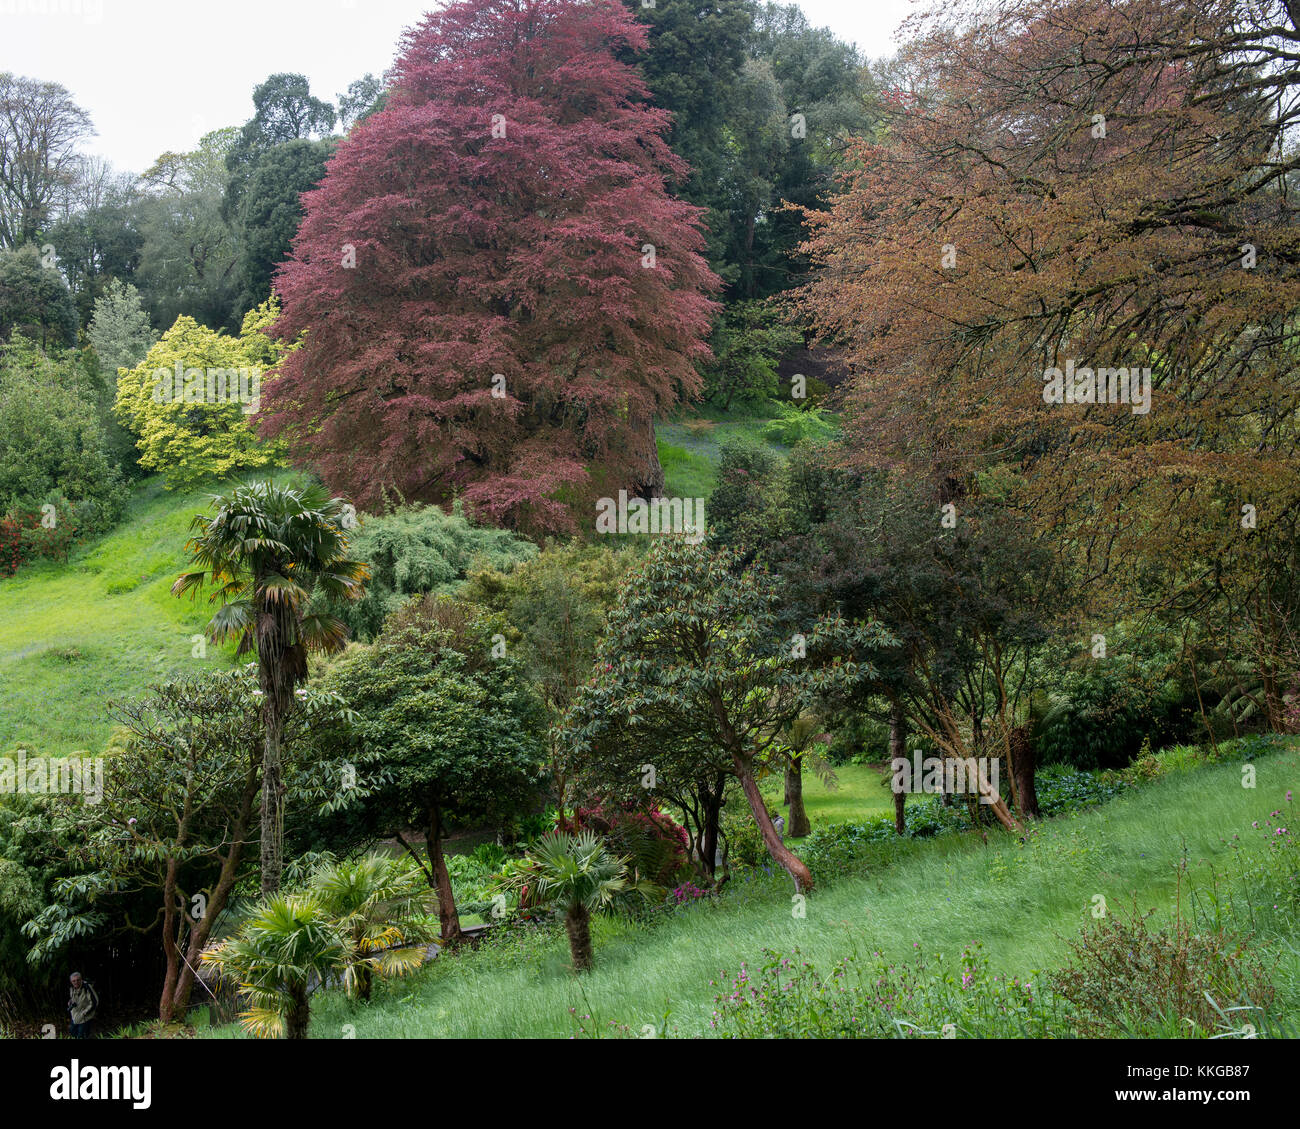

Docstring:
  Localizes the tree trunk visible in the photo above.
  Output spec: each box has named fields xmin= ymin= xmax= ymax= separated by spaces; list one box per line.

xmin=426 ymin=804 xmax=462 ymax=944
xmin=260 ymin=714 xmax=284 ymax=896
xmin=889 ymin=699 xmax=907 ymax=836
xmin=696 ymin=774 xmax=727 ymax=887
xmin=258 ymin=600 xmax=303 ymax=897
xmin=170 ymin=762 xmax=258 ymax=1018
xmin=285 ymin=982 xmax=311 ymax=1039
xmin=1009 ymin=724 xmax=1040 ymax=820
xmin=699 ymin=789 xmax=719 ymax=882
xmin=565 ymin=903 xmax=594 ymax=972
xmin=158 ymin=858 xmax=181 ymax=1024
xmin=357 ymin=963 xmax=372 ymax=1003
xmin=734 ymin=755 xmax=814 ymax=893
xmin=628 ymin=411 xmax=665 ymax=500
xmin=968 ymin=758 xmax=1022 ymax=832
xmin=785 ymin=756 xmax=810 ymax=838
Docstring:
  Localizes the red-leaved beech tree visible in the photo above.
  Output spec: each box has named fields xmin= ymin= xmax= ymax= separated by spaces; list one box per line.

xmin=259 ymin=0 xmax=720 ymax=534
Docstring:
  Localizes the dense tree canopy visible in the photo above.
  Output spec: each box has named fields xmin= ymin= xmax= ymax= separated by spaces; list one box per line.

xmin=136 ymin=129 xmax=241 ymax=330
xmin=320 ymin=598 xmax=545 ymax=940
xmin=564 ymin=537 xmax=894 ymax=892
xmin=259 ymin=0 xmax=721 ymax=535
xmin=0 ymin=336 xmax=127 ymax=531
xmin=233 ymin=138 xmax=335 ymax=312
xmin=797 ymin=0 xmax=1300 ymax=723
xmin=114 ymin=300 xmax=287 ymax=489
xmin=0 ymin=245 xmax=78 ymax=348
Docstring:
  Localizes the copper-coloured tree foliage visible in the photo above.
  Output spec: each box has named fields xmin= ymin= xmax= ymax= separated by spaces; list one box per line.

xmin=796 ymin=0 xmax=1300 ymax=714
xmin=260 ymin=0 xmax=720 ymax=534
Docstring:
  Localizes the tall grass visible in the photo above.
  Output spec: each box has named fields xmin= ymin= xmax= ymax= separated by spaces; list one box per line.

xmin=206 ymin=746 xmax=1298 ymax=1038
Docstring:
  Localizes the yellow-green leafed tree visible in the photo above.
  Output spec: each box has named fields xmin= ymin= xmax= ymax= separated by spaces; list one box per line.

xmin=115 ymin=299 xmax=288 ymax=490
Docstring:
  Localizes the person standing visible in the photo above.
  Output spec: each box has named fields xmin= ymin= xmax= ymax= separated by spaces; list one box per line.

xmin=67 ymin=972 xmax=99 ymax=1038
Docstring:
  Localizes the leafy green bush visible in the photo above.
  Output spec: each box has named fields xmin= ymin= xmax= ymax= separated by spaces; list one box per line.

xmin=1034 ymin=662 xmax=1196 ymax=770
xmin=341 ymin=502 xmax=537 ymax=641
xmin=1033 ymin=765 xmax=1128 ymax=815
xmin=706 ymin=441 xmax=781 ymax=549
xmin=760 ymin=403 xmax=837 ymax=447
xmin=700 ymin=302 xmax=801 ymax=410
xmin=472 ymin=841 xmax=509 ymax=870
xmin=0 ymin=339 xmax=128 ymax=548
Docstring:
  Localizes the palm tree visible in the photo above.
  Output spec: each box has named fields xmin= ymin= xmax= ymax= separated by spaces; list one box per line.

xmin=202 ymin=894 xmax=346 ymax=1039
xmin=309 ymin=855 xmax=432 ymax=1002
xmin=172 ymin=479 xmax=368 ymax=895
xmin=499 ymin=831 xmax=637 ymax=972
xmin=780 ymin=714 xmax=830 ymax=839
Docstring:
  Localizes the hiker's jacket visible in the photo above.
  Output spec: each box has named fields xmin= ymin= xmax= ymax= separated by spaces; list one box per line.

xmin=68 ymin=983 xmax=99 ymax=1024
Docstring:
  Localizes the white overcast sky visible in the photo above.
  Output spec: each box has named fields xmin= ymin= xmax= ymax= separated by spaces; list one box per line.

xmin=0 ymin=0 xmax=918 ymax=175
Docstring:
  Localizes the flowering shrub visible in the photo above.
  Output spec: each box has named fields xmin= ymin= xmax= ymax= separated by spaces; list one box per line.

xmin=0 ymin=497 xmax=88 ymax=576
xmin=571 ymin=801 xmax=690 ymax=888
xmin=669 ymin=882 xmax=709 ymax=905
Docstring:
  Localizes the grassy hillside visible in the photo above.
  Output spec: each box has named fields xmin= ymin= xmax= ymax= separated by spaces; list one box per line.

xmin=4 ymin=409 xmax=785 ymax=755
xmin=205 ymin=746 xmax=1299 ymax=1039
xmin=0 ymin=478 xmax=239 ymax=755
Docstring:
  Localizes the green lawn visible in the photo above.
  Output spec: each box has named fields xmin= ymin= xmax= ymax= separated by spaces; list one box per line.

xmin=205 ymin=746 xmax=1299 ymax=1039
xmin=657 ymin=404 xmax=793 ymax=499
xmin=0 ymin=478 xmax=240 ymax=755
xmin=765 ymin=762 xmax=896 ymax=832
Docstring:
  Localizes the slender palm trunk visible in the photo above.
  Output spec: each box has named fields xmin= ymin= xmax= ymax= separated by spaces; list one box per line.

xmin=259 ymin=596 xmax=303 ymax=896
xmin=260 ymin=715 xmax=284 ymax=896
xmin=785 ymin=756 xmax=810 ymax=838
xmin=285 ymin=982 xmax=311 ymax=1039
xmin=565 ymin=903 xmax=593 ymax=972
